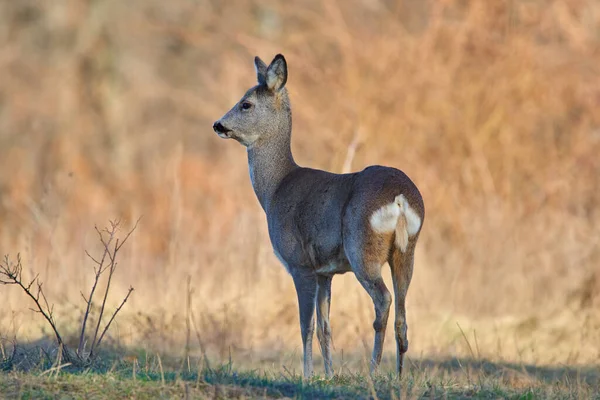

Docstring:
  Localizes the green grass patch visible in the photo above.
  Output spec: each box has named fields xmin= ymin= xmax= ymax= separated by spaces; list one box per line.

xmin=1 ymin=357 xmax=599 ymax=399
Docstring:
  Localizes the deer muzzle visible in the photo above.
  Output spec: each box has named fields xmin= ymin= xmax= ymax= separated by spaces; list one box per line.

xmin=213 ymin=121 xmax=232 ymax=138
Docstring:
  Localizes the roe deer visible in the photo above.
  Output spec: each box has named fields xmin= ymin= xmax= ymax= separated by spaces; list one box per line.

xmin=213 ymin=54 xmax=424 ymax=378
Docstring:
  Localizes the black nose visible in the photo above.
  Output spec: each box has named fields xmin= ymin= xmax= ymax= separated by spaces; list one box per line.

xmin=213 ymin=121 xmax=229 ymax=134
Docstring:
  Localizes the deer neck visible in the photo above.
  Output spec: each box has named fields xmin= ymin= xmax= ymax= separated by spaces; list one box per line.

xmin=247 ymin=120 xmax=296 ymax=212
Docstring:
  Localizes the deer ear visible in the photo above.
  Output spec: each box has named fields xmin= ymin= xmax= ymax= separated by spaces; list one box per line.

xmin=266 ymin=54 xmax=287 ymax=92
xmin=254 ymin=56 xmax=268 ymax=85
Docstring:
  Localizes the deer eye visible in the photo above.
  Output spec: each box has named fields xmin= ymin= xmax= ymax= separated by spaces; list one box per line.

xmin=241 ymin=101 xmax=253 ymax=110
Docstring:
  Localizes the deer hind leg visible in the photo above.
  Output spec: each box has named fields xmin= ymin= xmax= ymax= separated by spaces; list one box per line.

xmin=292 ymin=273 xmax=317 ymax=378
xmin=352 ymin=263 xmax=392 ymax=373
xmin=389 ymin=246 xmax=415 ymax=377
xmin=316 ymin=275 xmax=333 ymax=377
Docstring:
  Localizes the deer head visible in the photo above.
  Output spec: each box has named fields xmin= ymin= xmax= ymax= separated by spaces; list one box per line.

xmin=213 ymin=54 xmax=291 ymax=148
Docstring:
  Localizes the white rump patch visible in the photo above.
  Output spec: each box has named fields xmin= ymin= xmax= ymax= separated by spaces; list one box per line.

xmin=369 ymin=194 xmax=422 ymax=252
xmin=369 ymin=202 xmax=401 ymax=233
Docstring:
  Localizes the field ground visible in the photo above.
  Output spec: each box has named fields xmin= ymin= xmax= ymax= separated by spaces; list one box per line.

xmin=1 ymin=344 xmax=599 ymax=399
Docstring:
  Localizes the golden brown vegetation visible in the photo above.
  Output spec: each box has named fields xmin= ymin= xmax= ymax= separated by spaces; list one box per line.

xmin=1 ymin=0 xmax=599 ymax=374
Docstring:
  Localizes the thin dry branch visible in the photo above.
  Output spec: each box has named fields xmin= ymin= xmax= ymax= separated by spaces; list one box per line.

xmin=0 ymin=254 xmax=71 ymax=362
xmin=94 ymin=286 xmax=134 ymax=353
xmin=78 ymin=223 xmax=117 ymax=356
xmin=90 ymin=231 xmax=120 ymax=355
xmin=1 ymin=218 xmax=140 ymax=366
xmin=88 ymin=218 xmax=140 ymax=357
xmin=115 ymin=218 xmax=140 ymax=252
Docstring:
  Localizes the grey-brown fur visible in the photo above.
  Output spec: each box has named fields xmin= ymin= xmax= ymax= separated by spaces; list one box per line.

xmin=213 ymin=54 xmax=425 ymax=378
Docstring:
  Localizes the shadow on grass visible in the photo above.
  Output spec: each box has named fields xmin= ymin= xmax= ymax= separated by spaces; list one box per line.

xmin=413 ymin=357 xmax=600 ymax=387
xmin=2 ymin=338 xmax=599 ymax=399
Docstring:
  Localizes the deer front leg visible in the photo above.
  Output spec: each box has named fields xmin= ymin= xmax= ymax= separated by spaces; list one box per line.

xmin=292 ymin=273 xmax=317 ymax=378
xmin=316 ymin=275 xmax=333 ymax=377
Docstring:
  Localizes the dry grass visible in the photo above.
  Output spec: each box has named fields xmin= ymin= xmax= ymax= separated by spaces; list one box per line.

xmin=1 ymin=0 xmax=599 ymax=379
xmin=1 ymin=360 xmax=598 ymax=399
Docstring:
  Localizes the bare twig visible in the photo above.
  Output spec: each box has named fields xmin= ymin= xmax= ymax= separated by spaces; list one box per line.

xmin=94 ymin=286 xmax=134 ymax=352
xmin=89 ymin=218 xmax=140 ymax=357
xmin=116 ymin=218 xmax=140 ymax=252
xmin=0 ymin=255 xmax=72 ymax=363
xmin=90 ymin=238 xmax=119 ymax=352
xmin=1 ymin=218 xmax=140 ymax=367
xmin=78 ymin=224 xmax=116 ymax=357
xmin=0 ymin=254 xmax=22 ymax=285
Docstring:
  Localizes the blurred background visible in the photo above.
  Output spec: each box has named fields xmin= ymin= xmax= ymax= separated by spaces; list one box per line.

xmin=1 ymin=0 xmax=599 ymax=370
